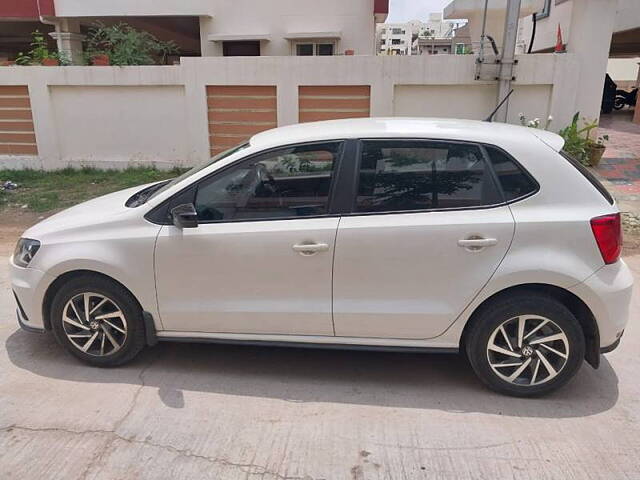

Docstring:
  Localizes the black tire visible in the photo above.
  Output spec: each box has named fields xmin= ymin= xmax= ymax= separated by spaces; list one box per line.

xmin=50 ymin=274 xmax=146 ymax=367
xmin=465 ymin=293 xmax=585 ymax=397
xmin=614 ymin=96 xmax=626 ymax=110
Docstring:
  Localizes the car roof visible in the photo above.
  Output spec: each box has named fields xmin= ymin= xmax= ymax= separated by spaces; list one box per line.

xmin=249 ymin=117 xmax=565 ymax=152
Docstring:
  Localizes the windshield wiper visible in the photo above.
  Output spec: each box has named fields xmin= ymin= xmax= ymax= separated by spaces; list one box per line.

xmin=126 ymin=180 xmax=171 ymax=208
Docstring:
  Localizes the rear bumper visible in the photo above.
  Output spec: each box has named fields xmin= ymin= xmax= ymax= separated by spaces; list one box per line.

xmin=570 ymin=259 xmax=633 ymax=349
xmin=601 ymin=334 xmax=622 ymax=354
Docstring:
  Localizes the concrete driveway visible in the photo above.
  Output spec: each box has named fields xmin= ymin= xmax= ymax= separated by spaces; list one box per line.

xmin=1 ymin=245 xmax=639 ymax=479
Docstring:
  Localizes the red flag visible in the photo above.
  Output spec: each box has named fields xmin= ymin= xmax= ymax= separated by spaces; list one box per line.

xmin=555 ymin=23 xmax=565 ymax=53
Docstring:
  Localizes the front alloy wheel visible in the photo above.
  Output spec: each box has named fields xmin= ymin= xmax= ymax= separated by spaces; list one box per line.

xmin=62 ymin=292 xmax=128 ymax=356
xmin=487 ymin=315 xmax=569 ymax=386
xmin=51 ymin=274 xmax=146 ymax=366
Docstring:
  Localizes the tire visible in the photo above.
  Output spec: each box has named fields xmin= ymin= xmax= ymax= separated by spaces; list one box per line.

xmin=50 ymin=274 xmax=146 ymax=367
xmin=465 ymin=293 xmax=585 ymax=397
xmin=614 ymin=96 xmax=626 ymax=110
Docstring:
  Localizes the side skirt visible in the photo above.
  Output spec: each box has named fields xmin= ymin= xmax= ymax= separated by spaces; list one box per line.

xmin=155 ymin=331 xmax=459 ymax=354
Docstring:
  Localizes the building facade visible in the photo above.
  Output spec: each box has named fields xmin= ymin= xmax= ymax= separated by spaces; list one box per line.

xmin=377 ymin=14 xmax=468 ymax=56
xmin=377 ymin=23 xmax=413 ymax=55
xmin=0 ymin=0 xmax=389 ymax=63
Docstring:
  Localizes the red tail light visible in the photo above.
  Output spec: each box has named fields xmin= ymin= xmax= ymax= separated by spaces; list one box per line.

xmin=590 ymin=213 xmax=622 ymax=264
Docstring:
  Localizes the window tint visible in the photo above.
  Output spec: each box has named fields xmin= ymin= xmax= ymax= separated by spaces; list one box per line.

xmin=485 ymin=145 xmax=538 ymax=201
xmin=355 ymin=141 xmax=500 ymax=213
xmin=195 ymin=142 xmax=341 ymax=222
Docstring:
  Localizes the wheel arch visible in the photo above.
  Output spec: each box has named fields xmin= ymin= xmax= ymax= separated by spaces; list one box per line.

xmin=460 ymin=283 xmax=600 ymax=368
xmin=41 ymin=269 xmax=143 ymax=331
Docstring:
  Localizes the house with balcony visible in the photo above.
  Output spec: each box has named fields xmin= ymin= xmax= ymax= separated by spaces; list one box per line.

xmin=0 ymin=0 xmax=389 ymax=63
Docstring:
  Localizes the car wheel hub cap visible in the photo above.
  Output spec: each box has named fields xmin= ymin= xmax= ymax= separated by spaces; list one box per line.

xmin=521 ymin=345 xmax=534 ymax=357
xmin=486 ymin=315 xmax=569 ymax=387
xmin=61 ymin=292 xmax=128 ymax=357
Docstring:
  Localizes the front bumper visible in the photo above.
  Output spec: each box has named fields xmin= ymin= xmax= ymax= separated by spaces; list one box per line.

xmin=16 ymin=306 xmax=45 ymax=333
xmin=570 ymin=259 xmax=633 ymax=349
xmin=9 ymin=255 xmax=54 ymax=331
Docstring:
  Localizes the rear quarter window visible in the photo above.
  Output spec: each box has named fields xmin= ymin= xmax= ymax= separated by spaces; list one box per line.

xmin=559 ymin=151 xmax=614 ymax=205
xmin=484 ymin=145 xmax=538 ymax=202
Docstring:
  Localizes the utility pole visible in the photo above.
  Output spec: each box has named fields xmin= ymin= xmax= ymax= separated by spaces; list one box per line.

xmin=495 ymin=0 xmax=521 ymax=122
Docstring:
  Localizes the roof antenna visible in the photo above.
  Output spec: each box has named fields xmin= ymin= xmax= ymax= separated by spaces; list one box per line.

xmin=484 ymin=89 xmax=514 ymax=122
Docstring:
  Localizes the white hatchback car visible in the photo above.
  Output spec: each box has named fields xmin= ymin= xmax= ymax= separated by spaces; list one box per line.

xmin=10 ymin=118 xmax=632 ymax=396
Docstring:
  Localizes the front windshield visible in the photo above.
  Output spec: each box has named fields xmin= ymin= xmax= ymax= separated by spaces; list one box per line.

xmin=146 ymin=142 xmax=250 ymax=202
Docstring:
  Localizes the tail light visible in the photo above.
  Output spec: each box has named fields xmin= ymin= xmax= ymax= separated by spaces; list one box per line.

xmin=590 ymin=213 xmax=622 ymax=264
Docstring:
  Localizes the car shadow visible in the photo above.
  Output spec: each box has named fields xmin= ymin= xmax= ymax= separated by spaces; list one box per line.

xmin=5 ymin=329 xmax=619 ymax=418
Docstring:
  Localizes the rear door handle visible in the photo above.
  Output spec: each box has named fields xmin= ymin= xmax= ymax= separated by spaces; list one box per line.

xmin=292 ymin=243 xmax=330 ymax=255
xmin=457 ymin=237 xmax=498 ymax=250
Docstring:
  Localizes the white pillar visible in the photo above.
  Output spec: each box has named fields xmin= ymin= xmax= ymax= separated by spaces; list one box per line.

xmin=49 ymin=19 xmax=84 ymax=65
xmin=566 ymin=0 xmax=616 ymax=123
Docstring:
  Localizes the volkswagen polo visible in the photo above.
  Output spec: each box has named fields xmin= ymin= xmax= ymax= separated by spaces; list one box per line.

xmin=10 ymin=118 xmax=632 ymax=396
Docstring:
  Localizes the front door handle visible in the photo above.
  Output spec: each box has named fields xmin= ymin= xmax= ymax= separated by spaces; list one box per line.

xmin=458 ymin=237 xmax=498 ymax=251
xmin=292 ymin=243 xmax=330 ymax=255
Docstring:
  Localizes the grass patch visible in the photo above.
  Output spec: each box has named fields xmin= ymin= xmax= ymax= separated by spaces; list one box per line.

xmin=0 ymin=167 xmax=187 ymax=213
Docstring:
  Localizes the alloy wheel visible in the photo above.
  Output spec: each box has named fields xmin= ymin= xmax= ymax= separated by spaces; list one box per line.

xmin=486 ymin=315 xmax=569 ymax=386
xmin=61 ymin=292 xmax=128 ymax=356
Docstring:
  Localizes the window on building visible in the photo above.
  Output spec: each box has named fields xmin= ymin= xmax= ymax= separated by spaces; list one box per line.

xmin=391 ymin=39 xmax=401 ymax=45
xmin=222 ymin=41 xmax=260 ymax=56
xmin=295 ymin=42 xmax=335 ymax=56
xmin=391 ymin=28 xmax=404 ymax=35
xmin=537 ymin=0 xmax=552 ymax=18
xmin=296 ymin=44 xmax=314 ymax=56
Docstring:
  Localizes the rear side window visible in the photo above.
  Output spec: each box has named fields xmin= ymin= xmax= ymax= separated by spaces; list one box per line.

xmin=355 ymin=140 xmax=501 ymax=213
xmin=484 ymin=145 xmax=538 ymax=202
xmin=560 ymin=151 xmax=614 ymax=205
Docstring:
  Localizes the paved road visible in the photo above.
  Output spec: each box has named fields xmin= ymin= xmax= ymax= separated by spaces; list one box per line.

xmin=1 ymin=249 xmax=639 ymax=479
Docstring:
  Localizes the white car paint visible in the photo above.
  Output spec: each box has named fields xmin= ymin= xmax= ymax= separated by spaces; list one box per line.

xmin=9 ymin=118 xmax=632 ymax=354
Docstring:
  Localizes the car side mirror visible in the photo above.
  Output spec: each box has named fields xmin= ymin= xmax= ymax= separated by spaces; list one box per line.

xmin=170 ymin=203 xmax=198 ymax=229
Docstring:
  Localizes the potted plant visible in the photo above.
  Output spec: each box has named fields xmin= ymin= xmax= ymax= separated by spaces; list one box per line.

xmin=15 ymin=30 xmax=69 ymax=66
xmin=91 ymin=53 xmax=110 ymax=66
xmin=586 ymin=134 xmax=609 ymax=167
xmin=84 ymin=22 xmax=178 ymax=66
xmin=558 ymin=112 xmax=608 ymax=167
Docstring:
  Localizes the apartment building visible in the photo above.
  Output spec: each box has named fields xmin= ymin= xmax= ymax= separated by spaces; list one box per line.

xmin=377 ymin=14 xmax=468 ymax=56
xmin=377 ymin=23 xmax=413 ymax=55
xmin=0 ymin=0 xmax=389 ymax=62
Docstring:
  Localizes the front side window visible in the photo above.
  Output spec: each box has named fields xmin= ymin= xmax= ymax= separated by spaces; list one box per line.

xmin=355 ymin=141 xmax=500 ymax=213
xmin=195 ymin=142 xmax=341 ymax=222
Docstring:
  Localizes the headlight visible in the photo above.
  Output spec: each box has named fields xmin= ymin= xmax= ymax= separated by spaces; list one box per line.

xmin=13 ymin=238 xmax=41 ymax=268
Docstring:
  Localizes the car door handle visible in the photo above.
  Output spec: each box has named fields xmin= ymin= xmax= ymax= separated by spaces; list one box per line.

xmin=292 ymin=243 xmax=330 ymax=255
xmin=457 ymin=237 xmax=498 ymax=250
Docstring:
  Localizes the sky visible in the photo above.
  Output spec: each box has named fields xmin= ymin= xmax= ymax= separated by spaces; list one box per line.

xmin=386 ymin=0 xmax=452 ymax=23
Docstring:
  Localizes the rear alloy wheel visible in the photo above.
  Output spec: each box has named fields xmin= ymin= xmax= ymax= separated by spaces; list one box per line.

xmin=466 ymin=294 xmax=585 ymax=397
xmin=51 ymin=275 xmax=146 ymax=366
xmin=487 ymin=315 xmax=569 ymax=386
